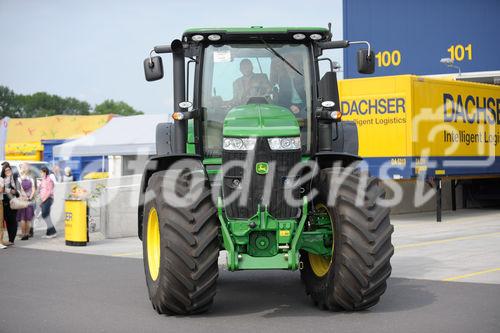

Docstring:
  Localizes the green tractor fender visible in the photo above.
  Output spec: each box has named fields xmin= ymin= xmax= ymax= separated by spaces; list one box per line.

xmin=315 ymin=120 xmax=362 ymax=168
xmin=155 ymin=122 xmax=175 ymax=156
xmin=137 ymin=153 xmax=204 ymax=240
xmin=315 ymin=151 xmax=362 ymax=169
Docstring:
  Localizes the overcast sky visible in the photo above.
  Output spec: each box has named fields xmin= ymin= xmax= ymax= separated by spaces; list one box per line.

xmin=0 ymin=0 xmax=343 ymax=114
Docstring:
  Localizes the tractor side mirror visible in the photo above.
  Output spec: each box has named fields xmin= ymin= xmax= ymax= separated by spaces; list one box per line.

xmin=357 ymin=49 xmax=375 ymax=74
xmin=143 ymin=56 xmax=164 ymax=81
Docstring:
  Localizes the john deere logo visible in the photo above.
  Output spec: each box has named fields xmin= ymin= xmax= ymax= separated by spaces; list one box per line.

xmin=256 ymin=162 xmax=269 ymax=175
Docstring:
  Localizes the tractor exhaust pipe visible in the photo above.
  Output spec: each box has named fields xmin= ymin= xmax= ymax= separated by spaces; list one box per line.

xmin=171 ymin=39 xmax=187 ymax=154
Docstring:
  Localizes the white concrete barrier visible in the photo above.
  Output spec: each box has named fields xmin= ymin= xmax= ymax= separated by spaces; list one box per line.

xmin=43 ymin=175 xmax=142 ymax=238
xmin=101 ymin=184 xmax=140 ymax=238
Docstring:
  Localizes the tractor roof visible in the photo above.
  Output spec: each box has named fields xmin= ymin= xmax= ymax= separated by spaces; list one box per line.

xmin=182 ymin=26 xmax=331 ymax=42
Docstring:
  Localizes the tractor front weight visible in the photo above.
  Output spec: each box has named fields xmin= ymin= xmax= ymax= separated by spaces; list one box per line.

xmin=217 ymin=197 xmax=332 ymax=271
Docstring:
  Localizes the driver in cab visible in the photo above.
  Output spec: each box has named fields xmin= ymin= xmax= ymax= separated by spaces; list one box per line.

xmin=232 ymin=59 xmax=272 ymax=106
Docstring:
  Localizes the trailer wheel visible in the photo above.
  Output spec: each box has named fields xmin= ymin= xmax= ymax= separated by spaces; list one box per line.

xmin=142 ymin=161 xmax=219 ymax=315
xmin=301 ymin=167 xmax=394 ymax=311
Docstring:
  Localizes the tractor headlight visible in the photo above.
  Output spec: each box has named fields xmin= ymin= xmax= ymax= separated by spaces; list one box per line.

xmin=223 ymin=137 xmax=257 ymax=150
xmin=267 ymin=137 xmax=301 ymax=150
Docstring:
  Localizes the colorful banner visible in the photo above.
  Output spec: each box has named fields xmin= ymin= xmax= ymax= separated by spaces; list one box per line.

xmin=6 ymin=115 xmax=112 ymax=143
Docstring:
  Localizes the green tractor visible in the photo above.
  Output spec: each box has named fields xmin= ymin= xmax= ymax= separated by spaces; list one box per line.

xmin=139 ymin=26 xmax=393 ymax=315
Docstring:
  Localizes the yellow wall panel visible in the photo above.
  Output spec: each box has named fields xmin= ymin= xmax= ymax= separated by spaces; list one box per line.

xmin=339 ymin=75 xmax=500 ymax=178
xmin=339 ymin=75 xmax=412 ymax=157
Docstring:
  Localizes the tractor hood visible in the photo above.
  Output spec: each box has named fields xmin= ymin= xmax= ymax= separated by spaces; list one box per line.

xmin=222 ymin=103 xmax=300 ymax=137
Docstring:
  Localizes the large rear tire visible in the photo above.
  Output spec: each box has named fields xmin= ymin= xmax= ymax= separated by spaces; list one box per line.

xmin=142 ymin=160 xmax=219 ymax=315
xmin=301 ymin=167 xmax=394 ymax=311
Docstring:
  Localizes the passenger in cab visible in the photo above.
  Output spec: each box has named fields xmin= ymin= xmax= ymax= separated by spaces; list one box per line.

xmin=271 ymin=54 xmax=306 ymax=116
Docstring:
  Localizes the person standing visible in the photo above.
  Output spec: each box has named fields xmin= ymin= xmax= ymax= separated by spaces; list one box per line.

xmin=63 ymin=167 xmax=74 ymax=182
xmin=1 ymin=162 xmax=20 ymax=245
xmin=17 ymin=163 xmax=35 ymax=241
xmin=28 ymin=165 xmax=37 ymax=238
xmin=39 ymin=166 xmax=57 ymax=238
xmin=0 ymin=174 xmax=6 ymax=249
xmin=52 ymin=164 xmax=63 ymax=183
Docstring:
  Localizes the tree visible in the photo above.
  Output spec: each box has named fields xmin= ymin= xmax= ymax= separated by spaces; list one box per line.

xmin=18 ymin=92 xmax=91 ymax=117
xmin=0 ymin=86 xmax=22 ymax=117
xmin=0 ymin=86 xmax=140 ymax=118
xmin=94 ymin=99 xmax=143 ymax=116
xmin=63 ymin=97 xmax=91 ymax=115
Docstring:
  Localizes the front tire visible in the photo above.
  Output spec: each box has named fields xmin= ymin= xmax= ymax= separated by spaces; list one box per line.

xmin=142 ymin=161 xmax=220 ymax=315
xmin=301 ymin=167 xmax=394 ymax=311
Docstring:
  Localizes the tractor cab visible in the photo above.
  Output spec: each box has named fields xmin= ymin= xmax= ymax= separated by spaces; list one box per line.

xmin=144 ymin=26 xmax=373 ymax=159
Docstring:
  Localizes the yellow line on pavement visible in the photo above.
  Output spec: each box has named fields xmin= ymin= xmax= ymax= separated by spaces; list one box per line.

xmin=395 ymin=231 xmax=500 ymax=250
xmin=443 ymin=268 xmax=500 ymax=282
xmin=112 ymin=251 xmax=143 ymax=257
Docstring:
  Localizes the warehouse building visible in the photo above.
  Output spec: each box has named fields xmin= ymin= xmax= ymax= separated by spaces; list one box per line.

xmin=338 ymin=0 xmax=500 ymax=220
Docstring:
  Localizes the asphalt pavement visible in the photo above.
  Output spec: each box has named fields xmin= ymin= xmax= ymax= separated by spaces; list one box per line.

xmin=1 ymin=247 xmax=500 ymax=333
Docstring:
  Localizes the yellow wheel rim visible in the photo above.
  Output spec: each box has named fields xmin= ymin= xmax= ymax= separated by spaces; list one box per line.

xmin=147 ymin=207 xmax=160 ymax=281
xmin=308 ymin=204 xmax=333 ymax=278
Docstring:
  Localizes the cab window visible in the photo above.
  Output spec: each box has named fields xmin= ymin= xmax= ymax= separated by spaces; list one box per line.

xmin=201 ymin=43 xmax=312 ymax=157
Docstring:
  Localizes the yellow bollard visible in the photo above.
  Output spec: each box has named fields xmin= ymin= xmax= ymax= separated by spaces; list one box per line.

xmin=64 ymin=200 xmax=89 ymax=246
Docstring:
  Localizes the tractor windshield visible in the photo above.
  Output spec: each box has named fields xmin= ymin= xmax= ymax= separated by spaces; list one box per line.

xmin=201 ymin=43 xmax=313 ymax=157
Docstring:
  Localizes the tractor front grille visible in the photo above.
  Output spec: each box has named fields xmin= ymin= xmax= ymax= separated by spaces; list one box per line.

xmin=222 ymin=137 xmax=301 ymax=219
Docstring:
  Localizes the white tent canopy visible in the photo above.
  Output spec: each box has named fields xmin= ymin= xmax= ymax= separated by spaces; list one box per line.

xmin=53 ymin=114 xmax=168 ymax=157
